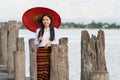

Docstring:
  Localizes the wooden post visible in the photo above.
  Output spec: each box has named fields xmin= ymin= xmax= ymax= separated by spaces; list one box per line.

xmin=50 ymin=37 xmax=69 ymax=80
xmin=81 ymin=30 xmax=109 ymax=80
xmin=89 ymin=72 xmax=109 ymax=80
xmin=29 ymin=38 xmax=37 ymax=80
xmin=0 ymin=26 xmax=7 ymax=65
xmin=14 ymin=37 xmax=25 ymax=80
xmin=7 ymin=21 xmax=19 ymax=74
xmin=97 ymin=30 xmax=106 ymax=72
xmin=16 ymin=37 xmax=25 ymax=51
xmin=14 ymin=51 xmax=25 ymax=80
xmin=50 ymin=44 xmax=59 ymax=80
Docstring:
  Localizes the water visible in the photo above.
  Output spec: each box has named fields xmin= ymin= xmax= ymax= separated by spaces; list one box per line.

xmin=19 ymin=29 xmax=120 ymax=80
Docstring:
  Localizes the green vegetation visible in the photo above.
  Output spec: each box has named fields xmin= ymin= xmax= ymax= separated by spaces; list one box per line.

xmin=61 ymin=21 xmax=120 ymax=29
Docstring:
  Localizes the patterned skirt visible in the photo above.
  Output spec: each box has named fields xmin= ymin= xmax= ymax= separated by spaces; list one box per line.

xmin=36 ymin=47 xmax=51 ymax=80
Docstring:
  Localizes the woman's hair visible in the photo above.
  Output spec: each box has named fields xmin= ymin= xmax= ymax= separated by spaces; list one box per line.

xmin=37 ymin=14 xmax=55 ymax=42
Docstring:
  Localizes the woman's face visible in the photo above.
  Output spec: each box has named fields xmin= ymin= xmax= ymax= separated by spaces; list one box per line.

xmin=42 ymin=16 xmax=51 ymax=27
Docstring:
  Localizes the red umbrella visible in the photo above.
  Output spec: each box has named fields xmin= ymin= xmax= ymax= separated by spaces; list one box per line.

xmin=22 ymin=7 xmax=61 ymax=32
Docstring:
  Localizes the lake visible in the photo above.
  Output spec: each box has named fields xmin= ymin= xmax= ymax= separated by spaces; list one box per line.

xmin=19 ymin=29 xmax=120 ymax=80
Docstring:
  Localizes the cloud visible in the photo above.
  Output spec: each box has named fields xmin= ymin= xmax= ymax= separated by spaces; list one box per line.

xmin=0 ymin=0 xmax=120 ymax=23
xmin=0 ymin=0 xmax=32 ymax=21
xmin=79 ymin=0 xmax=116 ymax=18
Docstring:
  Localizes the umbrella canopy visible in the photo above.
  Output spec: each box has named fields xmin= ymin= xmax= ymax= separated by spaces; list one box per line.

xmin=22 ymin=7 xmax=61 ymax=32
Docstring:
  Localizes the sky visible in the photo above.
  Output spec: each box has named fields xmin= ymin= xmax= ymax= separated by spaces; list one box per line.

xmin=0 ymin=0 xmax=120 ymax=24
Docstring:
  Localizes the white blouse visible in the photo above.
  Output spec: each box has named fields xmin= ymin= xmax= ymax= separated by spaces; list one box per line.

xmin=34 ymin=28 xmax=59 ymax=47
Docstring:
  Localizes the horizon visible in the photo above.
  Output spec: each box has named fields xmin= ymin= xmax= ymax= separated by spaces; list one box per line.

xmin=0 ymin=18 xmax=120 ymax=25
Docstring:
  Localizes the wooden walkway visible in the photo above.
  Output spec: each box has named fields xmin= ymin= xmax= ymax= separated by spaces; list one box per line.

xmin=0 ymin=65 xmax=30 ymax=80
xmin=0 ymin=65 xmax=13 ymax=80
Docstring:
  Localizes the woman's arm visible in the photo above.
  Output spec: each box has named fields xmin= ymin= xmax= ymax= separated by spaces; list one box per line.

xmin=44 ymin=28 xmax=59 ymax=48
xmin=34 ymin=29 xmax=40 ymax=46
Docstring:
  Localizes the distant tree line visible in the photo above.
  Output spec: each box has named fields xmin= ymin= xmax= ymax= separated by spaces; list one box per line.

xmin=61 ymin=21 xmax=120 ymax=29
xmin=1 ymin=21 xmax=120 ymax=29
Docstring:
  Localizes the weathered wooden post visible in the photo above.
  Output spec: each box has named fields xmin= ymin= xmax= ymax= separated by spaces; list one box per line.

xmin=16 ymin=37 xmax=25 ymax=51
xmin=81 ymin=30 xmax=109 ymax=80
xmin=14 ymin=50 xmax=25 ymax=80
xmin=50 ymin=37 xmax=69 ymax=80
xmin=14 ymin=37 xmax=25 ymax=80
xmin=29 ymin=38 xmax=37 ymax=80
xmin=7 ymin=21 xmax=19 ymax=74
xmin=0 ymin=26 xmax=7 ymax=65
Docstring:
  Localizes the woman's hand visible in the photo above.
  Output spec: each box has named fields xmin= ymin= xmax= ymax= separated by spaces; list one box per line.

xmin=38 ymin=36 xmax=43 ymax=42
xmin=45 ymin=42 xmax=52 ymax=48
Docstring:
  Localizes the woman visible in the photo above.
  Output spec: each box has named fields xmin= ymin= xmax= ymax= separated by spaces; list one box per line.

xmin=34 ymin=14 xmax=59 ymax=80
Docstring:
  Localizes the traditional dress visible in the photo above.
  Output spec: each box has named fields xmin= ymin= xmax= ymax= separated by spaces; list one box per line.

xmin=34 ymin=28 xmax=58 ymax=80
xmin=36 ymin=47 xmax=51 ymax=80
